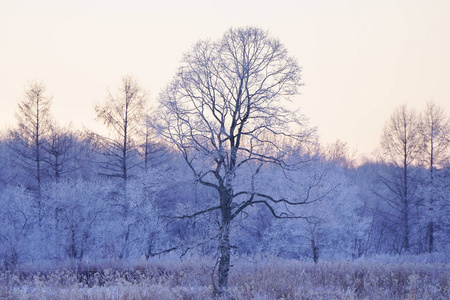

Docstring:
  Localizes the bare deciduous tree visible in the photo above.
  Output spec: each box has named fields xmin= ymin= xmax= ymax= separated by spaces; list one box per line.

xmin=95 ymin=75 xmax=148 ymax=182
xmin=379 ymin=105 xmax=420 ymax=253
xmin=11 ymin=81 xmax=52 ymax=221
xmin=155 ymin=27 xmax=317 ymax=293
xmin=141 ymin=111 xmax=165 ymax=170
xmin=418 ymin=101 xmax=450 ymax=252
xmin=44 ymin=124 xmax=81 ymax=182
xmin=325 ymin=139 xmax=356 ymax=169
xmin=95 ymin=75 xmax=148 ymax=259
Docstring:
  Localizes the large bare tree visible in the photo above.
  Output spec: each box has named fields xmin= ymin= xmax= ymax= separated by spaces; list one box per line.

xmin=155 ymin=27 xmax=316 ymax=293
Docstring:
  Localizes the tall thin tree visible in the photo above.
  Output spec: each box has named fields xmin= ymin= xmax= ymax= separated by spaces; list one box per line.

xmin=95 ymin=75 xmax=148 ymax=259
xmin=11 ymin=81 xmax=52 ymax=221
xmin=379 ymin=105 xmax=420 ymax=253
xmin=418 ymin=101 xmax=450 ymax=252
xmin=95 ymin=75 xmax=147 ymax=182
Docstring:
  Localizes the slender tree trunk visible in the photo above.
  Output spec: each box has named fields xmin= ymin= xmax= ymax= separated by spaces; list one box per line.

xmin=428 ymin=222 xmax=434 ymax=253
xmin=119 ymin=183 xmax=130 ymax=259
xmin=36 ymin=96 xmax=43 ymax=224
xmin=403 ymin=199 xmax=409 ymax=253
xmin=122 ymin=116 xmax=128 ymax=182
xmin=71 ymin=227 xmax=77 ymax=259
xmin=119 ymin=224 xmax=131 ymax=259
xmin=403 ymin=141 xmax=410 ymax=253
xmin=144 ymin=126 xmax=149 ymax=170
xmin=403 ymin=182 xmax=410 ymax=253
xmin=427 ymin=195 xmax=434 ymax=253
xmin=428 ymin=148 xmax=435 ymax=253
xmin=312 ymin=238 xmax=319 ymax=264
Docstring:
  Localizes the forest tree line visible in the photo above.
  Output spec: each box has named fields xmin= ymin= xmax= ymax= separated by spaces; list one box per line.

xmin=1 ymin=79 xmax=448 ymax=267
xmin=0 ymin=29 xmax=449 ymax=285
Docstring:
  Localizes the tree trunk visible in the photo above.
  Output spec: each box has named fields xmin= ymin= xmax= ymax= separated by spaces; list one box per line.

xmin=403 ymin=146 xmax=410 ymax=253
xmin=70 ymin=227 xmax=77 ymax=259
xmin=403 ymin=199 xmax=410 ymax=253
xmin=428 ymin=164 xmax=434 ymax=253
xmin=218 ymin=217 xmax=231 ymax=293
xmin=217 ymin=190 xmax=232 ymax=294
xmin=428 ymin=221 xmax=434 ymax=253
xmin=312 ymin=238 xmax=319 ymax=264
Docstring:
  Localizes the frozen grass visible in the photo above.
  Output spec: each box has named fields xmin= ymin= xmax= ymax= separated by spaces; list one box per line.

xmin=0 ymin=257 xmax=448 ymax=299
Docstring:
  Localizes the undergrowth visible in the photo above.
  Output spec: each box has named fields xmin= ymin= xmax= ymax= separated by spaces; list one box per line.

xmin=0 ymin=257 xmax=448 ymax=299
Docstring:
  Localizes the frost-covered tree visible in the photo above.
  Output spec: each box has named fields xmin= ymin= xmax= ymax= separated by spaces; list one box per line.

xmin=417 ymin=101 xmax=450 ymax=252
xmin=155 ymin=27 xmax=317 ymax=292
xmin=43 ymin=179 xmax=113 ymax=261
xmin=259 ymin=160 xmax=367 ymax=262
xmin=95 ymin=75 xmax=148 ymax=258
xmin=123 ymin=168 xmax=173 ymax=258
xmin=377 ymin=105 xmax=421 ymax=253
xmin=95 ymin=75 xmax=148 ymax=182
xmin=44 ymin=124 xmax=82 ymax=182
xmin=325 ymin=139 xmax=356 ymax=169
xmin=139 ymin=111 xmax=166 ymax=171
xmin=0 ymin=135 xmax=20 ymax=188
xmin=0 ymin=186 xmax=34 ymax=268
xmin=10 ymin=81 xmax=53 ymax=221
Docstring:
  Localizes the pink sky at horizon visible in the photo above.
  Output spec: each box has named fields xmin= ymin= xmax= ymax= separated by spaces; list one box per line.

xmin=1 ymin=0 xmax=449 ymax=158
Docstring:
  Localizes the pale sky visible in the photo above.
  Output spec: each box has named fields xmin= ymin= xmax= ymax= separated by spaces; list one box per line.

xmin=1 ymin=0 xmax=449 ymax=157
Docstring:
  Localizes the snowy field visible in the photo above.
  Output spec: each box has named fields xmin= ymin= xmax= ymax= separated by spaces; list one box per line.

xmin=1 ymin=256 xmax=448 ymax=299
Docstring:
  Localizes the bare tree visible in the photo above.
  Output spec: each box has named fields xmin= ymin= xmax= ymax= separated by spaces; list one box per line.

xmin=44 ymin=124 xmax=81 ymax=182
xmin=95 ymin=75 xmax=148 ymax=182
xmin=379 ymin=105 xmax=420 ymax=253
xmin=325 ymin=139 xmax=356 ymax=169
xmin=140 ymin=112 xmax=165 ymax=170
xmin=155 ymin=27 xmax=317 ymax=293
xmin=418 ymin=101 xmax=450 ymax=252
xmin=95 ymin=75 xmax=148 ymax=259
xmin=10 ymin=81 xmax=52 ymax=221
